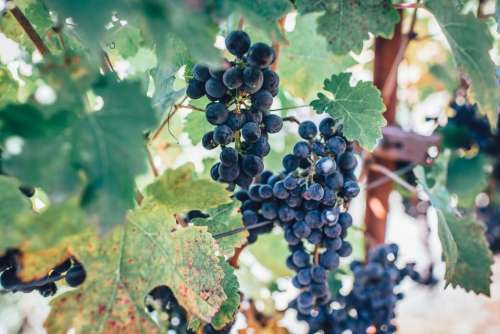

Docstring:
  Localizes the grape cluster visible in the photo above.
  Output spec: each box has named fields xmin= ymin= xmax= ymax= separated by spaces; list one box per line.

xmin=441 ymin=102 xmax=500 ymax=251
xmin=293 ymin=243 xmax=426 ymax=334
xmin=236 ymin=117 xmax=360 ymax=314
xmin=187 ymin=30 xmax=283 ymax=189
xmin=0 ymin=252 xmax=86 ymax=296
xmin=479 ymin=205 xmax=500 ymax=254
xmin=441 ymin=101 xmax=500 ymax=181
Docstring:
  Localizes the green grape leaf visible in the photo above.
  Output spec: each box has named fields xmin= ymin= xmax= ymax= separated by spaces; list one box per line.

xmin=311 ymin=72 xmax=386 ymax=150
xmin=0 ymin=67 xmax=19 ymax=108
xmin=184 ymin=111 xmax=212 ymax=145
xmin=295 ymin=0 xmax=400 ymax=55
xmin=415 ymin=152 xmax=493 ymax=295
xmin=229 ymin=0 xmax=293 ymax=39
xmin=151 ymin=64 xmax=185 ymax=114
xmin=248 ymin=233 xmax=293 ymax=278
xmin=446 ymin=154 xmax=489 ymax=208
xmin=192 ymin=202 xmax=248 ymax=257
xmin=104 ymin=24 xmax=143 ymax=59
xmin=425 ymin=0 xmax=498 ymax=128
xmin=209 ymin=260 xmax=240 ymax=330
xmin=0 ymin=176 xmax=31 ymax=234
xmin=43 ymin=0 xmax=126 ymax=49
xmin=0 ymin=177 xmax=94 ymax=280
xmin=144 ymin=164 xmax=231 ymax=211
xmin=279 ymin=14 xmax=356 ymax=100
xmin=46 ymin=167 xmax=234 ymax=332
xmin=0 ymin=79 xmax=157 ymax=228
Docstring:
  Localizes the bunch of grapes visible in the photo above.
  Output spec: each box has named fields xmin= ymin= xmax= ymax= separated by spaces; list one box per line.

xmin=0 ymin=252 xmax=86 ymax=296
xmin=293 ymin=243 xmax=426 ymax=334
xmin=236 ymin=117 xmax=360 ymax=314
xmin=186 ymin=30 xmax=283 ymax=189
xmin=478 ymin=205 xmax=500 ymax=254
xmin=441 ymin=101 xmax=500 ymax=180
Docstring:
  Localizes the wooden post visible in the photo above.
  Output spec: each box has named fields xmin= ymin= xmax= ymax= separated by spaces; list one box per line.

xmin=364 ymin=12 xmax=403 ymax=248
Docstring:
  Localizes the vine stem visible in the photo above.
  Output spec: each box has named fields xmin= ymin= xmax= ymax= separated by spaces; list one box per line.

xmin=269 ymin=105 xmax=311 ymax=112
xmin=271 ymin=17 xmax=286 ymax=71
xmin=150 ymin=96 xmax=188 ymax=141
xmin=213 ymin=220 xmax=273 ymax=239
xmin=393 ymin=3 xmax=421 ymax=9
xmin=238 ymin=16 xmax=245 ymax=30
xmin=381 ymin=0 xmax=420 ymax=103
xmin=282 ymin=116 xmax=301 ymax=125
xmin=9 ymin=3 xmax=50 ymax=56
xmin=145 ymin=144 xmax=159 ymax=177
xmin=365 ymin=163 xmax=416 ymax=191
xmin=0 ymin=272 xmax=66 ymax=293
xmin=102 ymin=50 xmax=120 ymax=81
xmin=368 ymin=163 xmax=417 ymax=193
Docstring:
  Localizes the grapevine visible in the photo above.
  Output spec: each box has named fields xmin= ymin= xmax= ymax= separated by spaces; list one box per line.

xmin=0 ymin=1 xmax=499 ymax=334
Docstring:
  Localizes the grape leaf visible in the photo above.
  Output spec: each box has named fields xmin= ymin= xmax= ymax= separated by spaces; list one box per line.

xmin=310 ymin=72 xmax=386 ymax=150
xmin=446 ymin=154 xmax=489 ymax=208
xmin=295 ymin=0 xmax=400 ymax=55
xmin=209 ymin=260 xmax=240 ymax=330
xmin=47 ymin=166 xmax=234 ymax=333
xmin=9 ymin=201 xmax=93 ymax=281
xmin=184 ymin=111 xmax=213 ymax=145
xmin=0 ymin=68 xmax=19 ymax=108
xmin=144 ymin=164 xmax=231 ymax=211
xmin=248 ymin=233 xmax=293 ymax=278
xmin=0 ymin=78 xmax=157 ymax=228
xmin=425 ymin=0 xmax=498 ymax=128
xmin=415 ymin=152 xmax=493 ymax=295
xmin=43 ymin=0 xmax=125 ymax=50
xmin=151 ymin=64 xmax=185 ymax=114
xmin=104 ymin=24 xmax=143 ymax=59
xmin=192 ymin=202 xmax=248 ymax=257
xmin=229 ymin=0 xmax=293 ymax=39
xmin=278 ymin=14 xmax=356 ymax=100
xmin=0 ymin=177 xmax=94 ymax=280
xmin=0 ymin=176 xmax=31 ymax=233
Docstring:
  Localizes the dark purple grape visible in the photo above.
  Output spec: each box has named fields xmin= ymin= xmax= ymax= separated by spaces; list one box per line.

xmin=213 ymin=125 xmax=233 ymax=145
xmin=242 ymin=66 xmax=263 ymax=94
xmin=298 ymin=121 xmax=317 ymax=139
xmin=186 ymin=79 xmax=205 ymax=99
xmin=263 ymin=114 xmax=283 ymax=133
xmin=206 ymin=102 xmax=229 ymax=125
xmin=222 ymin=67 xmax=243 ymax=89
xmin=205 ymin=78 xmax=226 ymax=98
xmin=241 ymin=122 xmax=261 ymax=143
xmin=202 ymin=131 xmax=218 ymax=150
xmin=192 ymin=64 xmax=211 ymax=82
xmin=225 ymin=30 xmax=251 ymax=57
xmin=247 ymin=42 xmax=275 ymax=68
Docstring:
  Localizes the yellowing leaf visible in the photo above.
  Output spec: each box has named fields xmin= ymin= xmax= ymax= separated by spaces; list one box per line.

xmin=192 ymin=202 xmax=248 ymax=257
xmin=47 ymin=166 xmax=235 ymax=333
xmin=0 ymin=176 xmax=94 ymax=281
